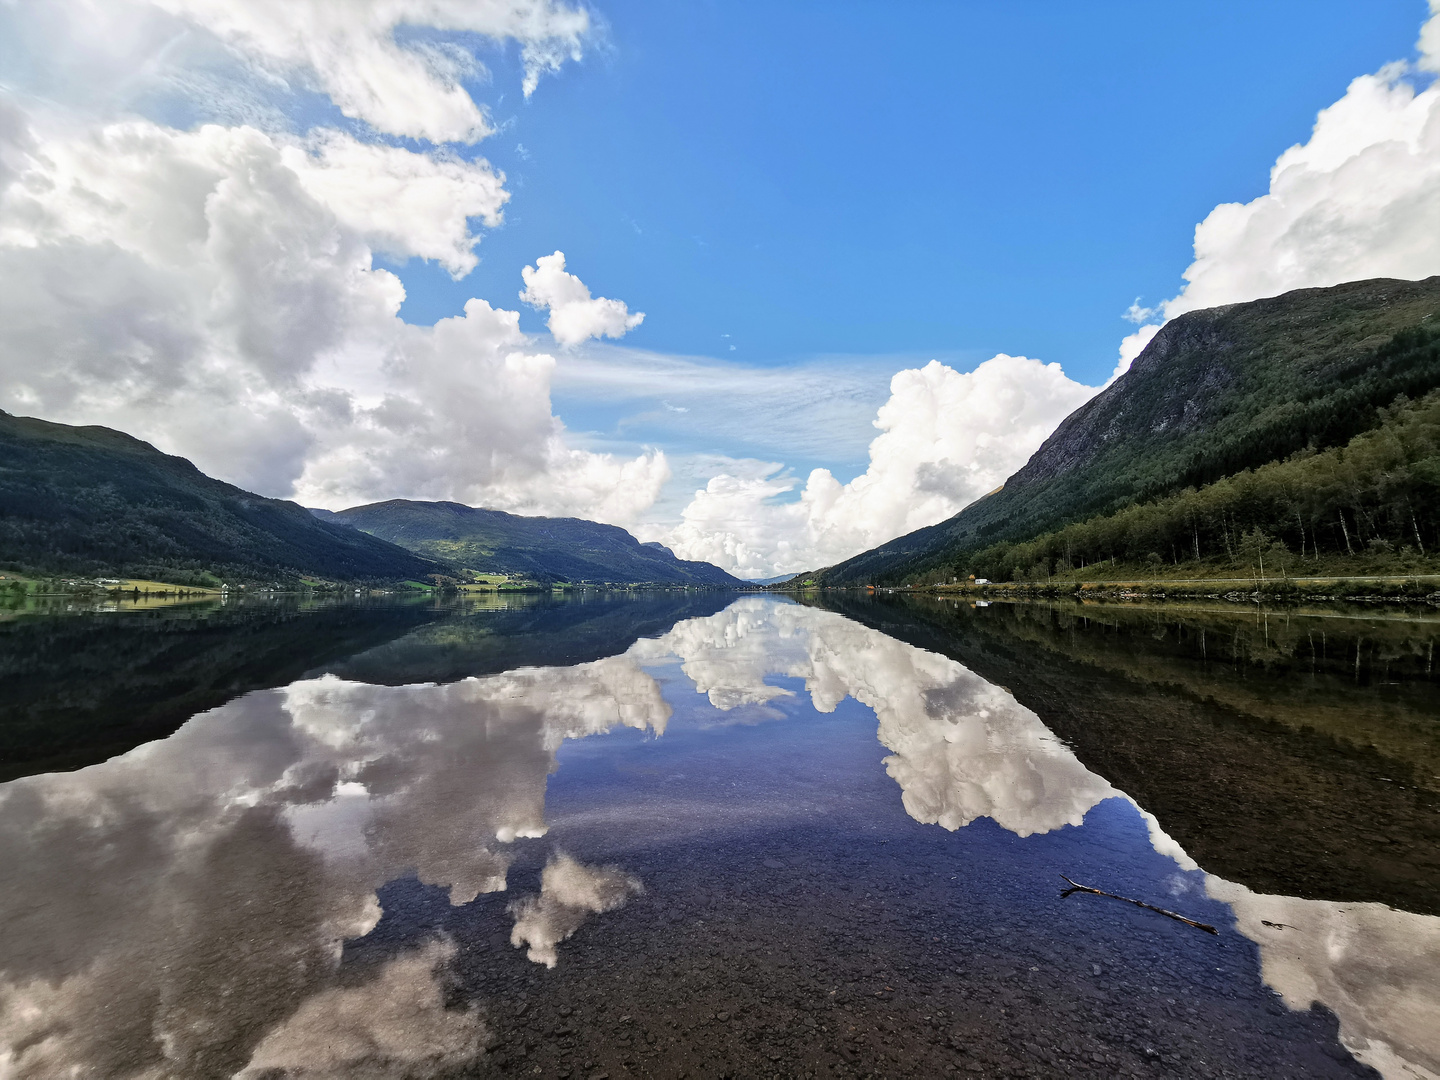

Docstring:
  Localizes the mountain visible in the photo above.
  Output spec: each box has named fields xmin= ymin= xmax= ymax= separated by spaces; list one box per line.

xmin=0 ymin=412 xmax=442 ymax=584
xmin=811 ymin=275 xmax=1440 ymax=585
xmin=322 ymin=499 xmax=746 ymax=587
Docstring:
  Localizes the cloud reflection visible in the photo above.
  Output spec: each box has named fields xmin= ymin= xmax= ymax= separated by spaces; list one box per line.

xmin=509 ymin=852 xmax=645 ymax=968
xmin=0 ymin=658 xmax=666 ymax=1077
xmin=0 ymin=596 xmax=1435 ymax=1079
xmin=235 ymin=940 xmax=486 ymax=1079
xmin=645 ymin=599 xmax=1440 ymax=1080
xmin=1205 ymin=879 xmax=1440 ymax=1080
xmin=643 ymin=597 xmax=1119 ymax=836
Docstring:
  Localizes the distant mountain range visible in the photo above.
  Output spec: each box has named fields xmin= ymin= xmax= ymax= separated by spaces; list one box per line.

xmin=17 ymin=275 xmax=1436 ymax=592
xmin=316 ymin=500 xmax=746 ymax=587
xmin=803 ymin=276 xmax=1440 ymax=585
xmin=0 ymin=412 xmax=439 ymax=585
xmin=0 ymin=414 xmax=743 ymax=588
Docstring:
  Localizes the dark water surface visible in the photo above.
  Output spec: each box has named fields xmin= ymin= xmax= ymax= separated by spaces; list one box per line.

xmin=0 ymin=592 xmax=1435 ymax=1079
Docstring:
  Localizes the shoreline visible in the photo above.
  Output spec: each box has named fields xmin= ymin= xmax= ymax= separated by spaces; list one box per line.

xmin=775 ymin=574 xmax=1440 ymax=606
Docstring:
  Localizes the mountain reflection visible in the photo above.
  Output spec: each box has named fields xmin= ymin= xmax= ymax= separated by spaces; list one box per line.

xmin=0 ymin=596 xmax=1434 ymax=1078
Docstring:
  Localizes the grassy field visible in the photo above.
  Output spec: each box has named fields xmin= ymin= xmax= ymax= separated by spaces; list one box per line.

xmin=108 ymin=579 xmax=224 ymax=594
xmin=457 ymin=573 xmax=546 ymax=591
xmin=0 ymin=575 xmax=229 ymax=618
xmin=395 ymin=575 xmax=546 ymax=593
xmin=2 ymin=573 xmax=224 ymax=595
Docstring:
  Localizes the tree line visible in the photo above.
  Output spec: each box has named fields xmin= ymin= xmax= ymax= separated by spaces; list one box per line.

xmin=938 ymin=389 xmax=1440 ymax=583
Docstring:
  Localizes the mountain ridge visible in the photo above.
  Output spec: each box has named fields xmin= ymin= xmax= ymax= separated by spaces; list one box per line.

xmin=324 ymin=499 xmax=746 ymax=587
xmin=806 ymin=275 xmax=1440 ymax=585
xmin=0 ymin=411 xmax=441 ymax=584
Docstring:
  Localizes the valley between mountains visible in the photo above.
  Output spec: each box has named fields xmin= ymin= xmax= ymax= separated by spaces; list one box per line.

xmin=3 ymin=276 xmax=1439 ymax=596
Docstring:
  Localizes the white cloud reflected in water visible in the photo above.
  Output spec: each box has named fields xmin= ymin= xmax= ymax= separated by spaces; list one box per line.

xmin=509 ymin=852 xmax=645 ymax=968
xmin=0 ymin=657 xmax=666 ymax=1077
xmin=0 ymin=597 xmax=1435 ymax=1079
xmin=642 ymin=597 xmax=1119 ymax=836
xmin=236 ymin=939 xmax=487 ymax=1080
xmin=1206 ymin=879 xmax=1440 ymax=1080
xmin=644 ymin=599 xmax=1440 ymax=1080
xmin=1131 ymin=782 xmax=1440 ymax=1080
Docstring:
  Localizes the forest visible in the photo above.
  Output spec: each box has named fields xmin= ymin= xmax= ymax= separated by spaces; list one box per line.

xmin=815 ymin=277 xmax=1440 ymax=587
xmin=942 ymin=389 xmax=1440 ymax=584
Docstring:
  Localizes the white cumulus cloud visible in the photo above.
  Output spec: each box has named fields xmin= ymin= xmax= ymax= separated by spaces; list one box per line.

xmin=1170 ymin=60 xmax=1440 ymax=317
xmin=1117 ymin=2 xmax=1440 ymax=371
xmin=1424 ymin=0 xmax=1440 ymax=73
xmin=0 ymin=107 xmax=665 ymax=519
xmin=521 ymin=250 xmax=646 ymax=347
xmin=1113 ymin=323 xmax=1162 ymax=379
xmin=283 ymin=131 xmax=508 ymax=277
xmin=656 ymin=355 xmax=1098 ymax=578
xmin=0 ymin=0 xmax=659 ymax=524
xmin=0 ymin=0 xmax=590 ymax=142
xmin=153 ymin=0 xmax=592 ymax=141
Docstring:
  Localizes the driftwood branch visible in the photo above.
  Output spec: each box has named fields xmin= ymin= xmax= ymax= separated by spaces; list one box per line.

xmin=1059 ymin=875 xmax=1219 ymax=935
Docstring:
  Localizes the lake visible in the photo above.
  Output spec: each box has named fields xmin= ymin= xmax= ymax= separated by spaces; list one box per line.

xmin=0 ymin=591 xmax=1436 ymax=1079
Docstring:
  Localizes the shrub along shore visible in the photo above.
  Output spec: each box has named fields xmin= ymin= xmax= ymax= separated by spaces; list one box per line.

xmin=798 ymin=571 xmax=1440 ymax=604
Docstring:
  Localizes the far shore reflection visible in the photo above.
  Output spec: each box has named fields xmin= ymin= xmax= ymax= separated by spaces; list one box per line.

xmin=0 ymin=596 xmax=1434 ymax=1078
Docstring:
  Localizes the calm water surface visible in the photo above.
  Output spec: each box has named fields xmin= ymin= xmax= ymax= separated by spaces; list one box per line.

xmin=0 ymin=592 xmax=1436 ymax=1079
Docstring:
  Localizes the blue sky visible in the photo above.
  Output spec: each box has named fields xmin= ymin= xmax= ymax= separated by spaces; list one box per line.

xmin=2 ymin=0 xmax=1438 ymax=577
xmin=393 ymin=0 xmax=1427 ymax=385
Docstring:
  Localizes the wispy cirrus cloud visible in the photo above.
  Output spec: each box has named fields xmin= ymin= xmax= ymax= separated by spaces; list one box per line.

xmin=552 ymin=344 xmax=940 ymax=465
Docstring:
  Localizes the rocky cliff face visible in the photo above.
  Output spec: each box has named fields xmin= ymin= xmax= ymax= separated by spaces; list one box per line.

xmin=1011 ymin=317 xmax=1241 ymax=486
xmin=1011 ymin=277 xmax=1439 ymax=490
xmin=815 ymin=275 xmax=1440 ymax=584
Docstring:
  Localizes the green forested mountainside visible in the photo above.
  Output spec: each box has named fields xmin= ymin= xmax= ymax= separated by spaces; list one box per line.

xmin=961 ymin=390 xmax=1440 ymax=582
xmin=0 ymin=412 xmax=441 ymax=584
xmin=812 ymin=276 xmax=1440 ymax=585
xmin=324 ymin=499 xmax=745 ymax=586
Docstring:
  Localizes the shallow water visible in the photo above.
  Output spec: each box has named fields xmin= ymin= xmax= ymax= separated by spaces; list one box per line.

xmin=0 ymin=593 xmax=1435 ymax=1078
